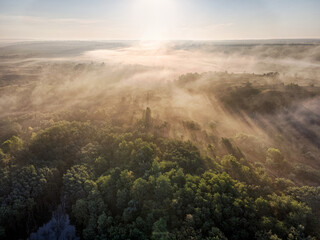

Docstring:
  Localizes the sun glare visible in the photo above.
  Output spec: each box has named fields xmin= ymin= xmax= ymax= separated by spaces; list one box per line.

xmin=133 ymin=0 xmax=178 ymax=41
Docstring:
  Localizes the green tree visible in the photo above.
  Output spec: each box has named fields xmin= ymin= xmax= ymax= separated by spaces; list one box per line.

xmin=1 ymin=136 xmax=23 ymax=155
xmin=155 ymin=175 xmax=172 ymax=202
xmin=266 ymin=148 xmax=284 ymax=167
xmin=152 ymin=218 xmax=169 ymax=240
xmin=132 ymin=178 xmax=150 ymax=203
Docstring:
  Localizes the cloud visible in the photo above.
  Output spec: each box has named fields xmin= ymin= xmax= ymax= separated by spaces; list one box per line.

xmin=0 ymin=14 xmax=120 ymax=40
xmin=0 ymin=14 xmax=105 ymax=25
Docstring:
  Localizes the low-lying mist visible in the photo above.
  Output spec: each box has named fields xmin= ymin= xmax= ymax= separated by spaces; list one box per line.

xmin=1 ymin=40 xmax=320 ymax=182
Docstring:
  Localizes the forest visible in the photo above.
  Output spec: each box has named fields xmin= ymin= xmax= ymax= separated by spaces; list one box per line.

xmin=0 ymin=41 xmax=320 ymax=239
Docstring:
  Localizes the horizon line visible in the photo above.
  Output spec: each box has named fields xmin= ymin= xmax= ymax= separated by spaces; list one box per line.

xmin=1 ymin=38 xmax=320 ymax=42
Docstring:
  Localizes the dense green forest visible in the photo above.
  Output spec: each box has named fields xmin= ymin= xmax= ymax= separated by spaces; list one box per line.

xmin=0 ymin=106 xmax=320 ymax=239
xmin=1 ymin=41 xmax=320 ymax=239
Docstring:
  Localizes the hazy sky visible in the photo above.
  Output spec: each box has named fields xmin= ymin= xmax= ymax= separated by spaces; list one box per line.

xmin=0 ymin=0 xmax=319 ymax=40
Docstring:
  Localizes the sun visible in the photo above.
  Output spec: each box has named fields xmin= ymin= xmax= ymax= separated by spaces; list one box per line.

xmin=132 ymin=0 xmax=178 ymax=41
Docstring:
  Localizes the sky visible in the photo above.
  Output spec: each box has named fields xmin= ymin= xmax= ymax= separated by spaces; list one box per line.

xmin=0 ymin=0 xmax=319 ymax=40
